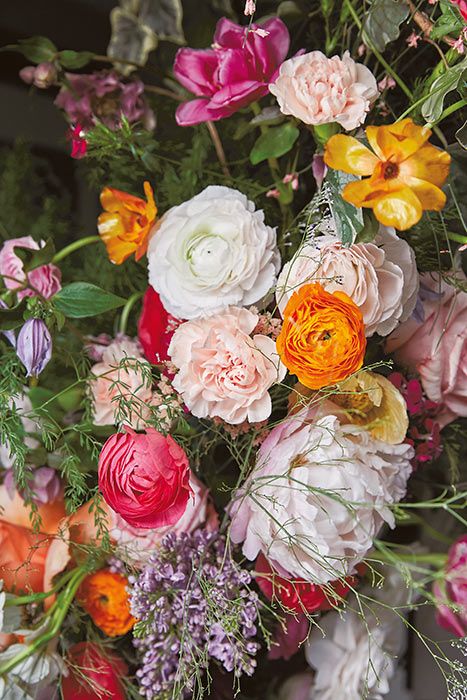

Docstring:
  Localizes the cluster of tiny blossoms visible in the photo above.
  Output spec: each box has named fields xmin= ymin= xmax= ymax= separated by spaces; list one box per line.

xmin=129 ymin=530 xmax=260 ymax=700
xmin=251 ymin=308 xmax=282 ymax=340
xmin=152 ymin=373 xmax=184 ymax=431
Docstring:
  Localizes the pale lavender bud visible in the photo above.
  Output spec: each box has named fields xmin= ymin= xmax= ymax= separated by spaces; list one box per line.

xmin=33 ymin=62 xmax=57 ymax=89
xmin=16 ymin=318 xmax=52 ymax=377
xmin=19 ymin=66 xmax=36 ymax=85
xmin=311 ymin=153 xmax=328 ymax=190
xmin=4 ymin=466 xmax=61 ymax=505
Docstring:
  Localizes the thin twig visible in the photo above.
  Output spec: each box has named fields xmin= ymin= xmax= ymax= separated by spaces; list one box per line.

xmin=206 ymin=121 xmax=232 ymax=179
xmin=406 ymin=0 xmax=457 ymax=48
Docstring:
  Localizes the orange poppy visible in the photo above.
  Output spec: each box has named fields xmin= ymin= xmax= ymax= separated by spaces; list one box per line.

xmin=98 ymin=181 xmax=157 ymax=264
xmin=79 ymin=568 xmax=135 ymax=637
xmin=324 ymin=119 xmax=451 ymax=230
xmin=276 ymin=282 xmax=366 ymax=390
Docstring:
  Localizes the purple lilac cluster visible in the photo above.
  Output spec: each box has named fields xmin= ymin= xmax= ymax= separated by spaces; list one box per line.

xmin=129 ymin=529 xmax=260 ymax=700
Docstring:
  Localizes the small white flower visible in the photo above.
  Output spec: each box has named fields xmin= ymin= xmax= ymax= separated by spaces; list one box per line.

xmin=148 ymin=186 xmax=280 ymax=320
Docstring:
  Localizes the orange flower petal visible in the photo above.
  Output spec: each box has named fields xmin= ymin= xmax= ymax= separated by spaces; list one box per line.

xmin=369 ymin=119 xmax=432 ymax=164
xmin=399 ymin=144 xmax=451 ymax=188
xmin=341 ymin=178 xmax=378 ymax=207
xmin=324 ymin=135 xmax=378 ymax=176
xmin=403 ymin=177 xmax=447 ymax=211
xmin=372 ymin=187 xmax=423 ymax=230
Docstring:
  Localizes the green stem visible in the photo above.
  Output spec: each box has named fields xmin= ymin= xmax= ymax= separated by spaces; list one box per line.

xmin=371 ymin=551 xmax=447 ymax=567
xmin=52 ymin=236 xmax=101 ymax=264
xmin=446 ymin=231 xmax=467 ymax=245
xmin=432 ymin=99 xmax=467 ymax=126
xmin=119 ymin=291 xmax=143 ymax=335
xmin=4 ymin=569 xmax=77 ymax=607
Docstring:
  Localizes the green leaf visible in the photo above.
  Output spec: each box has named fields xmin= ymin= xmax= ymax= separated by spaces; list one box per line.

xmin=11 ymin=36 xmax=57 ymax=63
xmin=58 ymin=50 xmax=93 ymax=69
xmin=456 ymin=120 xmax=467 ymax=149
xmin=325 ymin=170 xmax=364 ymax=247
xmin=13 ymin=239 xmax=56 ymax=271
xmin=53 ymin=283 xmax=126 ymax=318
xmin=0 ymin=299 xmax=27 ymax=331
xmin=250 ymin=123 xmax=299 ymax=165
xmin=421 ymin=60 xmax=467 ymax=123
xmin=363 ymin=0 xmax=410 ymax=52
xmin=431 ymin=0 xmax=464 ymax=39
xmin=355 ymin=211 xmax=380 ymax=244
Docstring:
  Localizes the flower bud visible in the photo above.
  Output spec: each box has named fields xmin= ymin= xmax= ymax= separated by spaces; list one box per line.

xmin=33 ymin=62 xmax=57 ymax=89
xmin=19 ymin=66 xmax=36 ymax=85
xmin=16 ymin=318 xmax=52 ymax=377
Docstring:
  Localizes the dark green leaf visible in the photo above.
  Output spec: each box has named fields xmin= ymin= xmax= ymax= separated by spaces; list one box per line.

xmin=325 ymin=170 xmax=364 ymax=247
xmin=0 ymin=299 xmax=27 ymax=331
xmin=53 ymin=282 xmax=126 ymax=318
xmin=355 ymin=211 xmax=380 ymax=244
xmin=431 ymin=0 xmax=464 ymax=39
xmin=138 ymin=0 xmax=185 ymax=43
xmin=250 ymin=123 xmax=299 ymax=165
xmin=363 ymin=0 xmax=410 ymax=52
xmin=13 ymin=239 xmax=56 ymax=271
xmin=421 ymin=61 xmax=466 ymax=122
xmin=456 ymin=120 xmax=467 ymax=149
xmin=13 ymin=36 xmax=57 ymax=63
xmin=107 ymin=8 xmax=158 ymax=75
xmin=58 ymin=50 xmax=93 ymax=69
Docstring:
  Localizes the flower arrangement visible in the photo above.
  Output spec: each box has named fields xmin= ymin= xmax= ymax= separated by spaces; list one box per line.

xmin=0 ymin=1 xmax=466 ymax=699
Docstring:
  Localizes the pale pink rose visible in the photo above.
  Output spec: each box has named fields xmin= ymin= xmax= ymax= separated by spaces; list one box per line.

xmin=109 ymin=474 xmax=218 ymax=564
xmin=276 ymin=227 xmax=418 ymax=337
xmin=269 ymin=50 xmax=378 ymax=130
xmin=89 ymin=336 xmax=155 ymax=428
xmin=386 ymin=272 xmax=467 ymax=426
xmin=0 ymin=236 xmax=61 ymax=300
xmin=168 ymin=307 xmax=286 ymax=425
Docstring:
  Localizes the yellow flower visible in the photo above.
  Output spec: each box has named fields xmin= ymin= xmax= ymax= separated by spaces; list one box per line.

xmin=324 ymin=119 xmax=451 ymax=230
xmin=97 ymin=181 xmax=157 ymax=264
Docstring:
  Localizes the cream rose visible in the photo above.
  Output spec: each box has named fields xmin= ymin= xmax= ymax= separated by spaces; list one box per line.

xmin=147 ymin=186 xmax=280 ymax=319
xmin=276 ymin=227 xmax=418 ymax=336
xmin=269 ymin=50 xmax=378 ymax=130
xmin=168 ymin=307 xmax=286 ymax=424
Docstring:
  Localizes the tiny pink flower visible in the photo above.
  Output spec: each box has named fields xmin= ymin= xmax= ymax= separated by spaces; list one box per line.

xmin=407 ymin=32 xmax=421 ymax=48
xmin=266 ymin=188 xmax=281 ymax=199
xmin=357 ymin=43 xmax=366 ymax=57
xmin=244 ymin=0 xmax=256 ymax=15
xmin=378 ymin=75 xmax=396 ymax=91
xmin=283 ymin=172 xmax=299 ymax=190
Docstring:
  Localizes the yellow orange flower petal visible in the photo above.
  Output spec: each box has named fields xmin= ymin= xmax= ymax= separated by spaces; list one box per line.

xmin=399 ymin=144 xmax=451 ymax=187
xmin=79 ymin=568 xmax=135 ymax=637
xmin=324 ymin=135 xmax=378 ymax=176
xmin=373 ymin=186 xmax=423 ymax=230
xmin=97 ymin=181 xmax=157 ymax=265
xmin=403 ymin=177 xmax=447 ymax=211
xmin=368 ymin=119 xmax=431 ymax=163
xmin=341 ymin=179 xmax=379 ymax=207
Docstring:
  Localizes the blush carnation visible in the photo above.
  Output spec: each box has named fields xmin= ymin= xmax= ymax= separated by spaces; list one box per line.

xmin=0 ymin=236 xmax=61 ymax=300
xmin=276 ymin=227 xmax=418 ymax=337
xmin=270 ymin=50 xmax=378 ymax=130
xmin=98 ymin=427 xmax=192 ymax=529
xmin=229 ymin=411 xmax=413 ymax=583
xmin=168 ymin=307 xmax=286 ymax=424
xmin=147 ymin=186 xmax=280 ymax=320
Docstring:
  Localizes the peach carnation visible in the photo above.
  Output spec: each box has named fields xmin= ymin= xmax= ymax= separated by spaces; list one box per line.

xmin=168 ymin=307 xmax=286 ymax=424
xmin=269 ymin=50 xmax=378 ymax=130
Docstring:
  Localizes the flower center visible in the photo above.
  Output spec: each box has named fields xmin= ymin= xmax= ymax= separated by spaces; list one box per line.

xmin=382 ymin=161 xmax=399 ymax=180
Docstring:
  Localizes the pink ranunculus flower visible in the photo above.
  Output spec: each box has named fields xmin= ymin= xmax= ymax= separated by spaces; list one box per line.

xmin=98 ymin=427 xmax=192 ymax=529
xmin=0 ymin=236 xmax=61 ymax=300
xmin=109 ymin=474 xmax=218 ymax=564
xmin=386 ymin=272 xmax=467 ymax=427
xmin=173 ymin=17 xmax=290 ymax=126
xmin=269 ymin=50 xmax=378 ymax=130
xmin=434 ymin=535 xmax=467 ymax=637
xmin=168 ymin=307 xmax=286 ymax=425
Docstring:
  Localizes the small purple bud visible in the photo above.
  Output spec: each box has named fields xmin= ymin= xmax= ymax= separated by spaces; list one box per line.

xmin=30 ymin=466 xmax=61 ymax=504
xmin=311 ymin=153 xmax=328 ymax=190
xmin=19 ymin=66 xmax=36 ymax=85
xmin=33 ymin=62 xmax=57 ymax=89
xmin=16 ymin=318 xmax=52 ymax=377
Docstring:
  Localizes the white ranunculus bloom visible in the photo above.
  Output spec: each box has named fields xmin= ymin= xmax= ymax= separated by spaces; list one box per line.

xmin=147 ymin=186 xmax=280 ymax=319
xmin=229 ymin=411 xmax=413 ymax=583
xmin=276 ymin=226 xmax=418 ymax=337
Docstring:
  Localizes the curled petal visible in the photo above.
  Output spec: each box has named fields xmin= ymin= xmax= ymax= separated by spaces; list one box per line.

xmin=399 ymin=144 xmax=451 ymax=187
xmin=372 ymin=187 xmax=423 ymax=230
xmin=324 ymin=135 xmax=378 ymax=176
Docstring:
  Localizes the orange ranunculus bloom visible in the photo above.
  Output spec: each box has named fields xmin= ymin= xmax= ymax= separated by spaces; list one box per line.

xmin=276 ymin=283 xmax=366 ymax=390
xmin=98 ymin=181 xmax=157 ymax=264
xmin=324 ymin=118 xmax=451 ymax=231
xmin=79 ymin=568 xmax=135 ymax=637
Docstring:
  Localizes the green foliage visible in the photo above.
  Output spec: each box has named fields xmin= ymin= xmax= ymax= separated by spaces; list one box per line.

xmin=421 ymin=58 xmax=467 ymax=123
xmin=3 ymin=35 xmax=57 ymax=63
xmin=249 ymin=123 xmax=300 ymax=165
xmin=430 ymin=0 xmax=465 ymax=40
xmin=324 ymin=169 xmax=364 ymax=247
xmin=53 ymin=283 xmax=126 ymax=318
xmin=362 ymin=0 xmax=410 ymax=52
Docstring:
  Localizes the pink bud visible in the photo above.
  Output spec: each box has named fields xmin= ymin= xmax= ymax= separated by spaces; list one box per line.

xmin=19 ymin=66 xmax=36 ymax=85
xmin=33 ymin=62 xmax=57 ymax=89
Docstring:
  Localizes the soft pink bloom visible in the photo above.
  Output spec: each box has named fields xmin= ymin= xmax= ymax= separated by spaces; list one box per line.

xmin=270 ymin=50 xmax=378 ymax=131
xmin=98 ymin=427 xmax=192 ymax=529
xmin=89 ymin=336 xmax=155 ymax=428
xmin=386 ymin=273 xmax=467 ymax=427
xmin=434 ymin=535 xmax=467 ymax=637
xmin=173 ymin=18 xmax=290 ymax=126
xmin=55 ymin=70 xmax=155 ymax=131
xmin=109 ymin=474 xmax=218 ymax=563
xmin=244 ymin=0 xmax=256 ymax=15
xmin=451 ymin=0 xmax=467 ymax=20
xmin=168 ymin=307 xmax=286 ymax=425
xmin=0 ymin=236 xmax=61 ymax=300
xmin=268 ymin=613 xmax=309 ymax=661
xmin=406 ymin=32 xmax=421 ymax=48
xmin=19 ymin=66 xmax=37 ymax=84
xmin=33 ymin=62 xmax=57 ymax=89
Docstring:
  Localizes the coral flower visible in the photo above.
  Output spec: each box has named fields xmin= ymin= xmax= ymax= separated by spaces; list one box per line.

xmin=79 ymin=569 xmax=135 ymax=637
xmin=324 ymin=119 xmax=451 ymax=230
xmin=97 ymin=181 xmax=157 ymax=264
xmin=276 ymin=283 xmax=366 ymax=390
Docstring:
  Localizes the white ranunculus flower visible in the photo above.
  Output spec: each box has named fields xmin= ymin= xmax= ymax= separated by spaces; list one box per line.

xmin=305 ymin=602 xmax=405 ymax=700
xmin=147 ymin=186 xmax=280 ymax=319
xmin=229 ymin=411 xmax=413 ymax=584
xmin=276 ymin=226 xmax=418 ymax=337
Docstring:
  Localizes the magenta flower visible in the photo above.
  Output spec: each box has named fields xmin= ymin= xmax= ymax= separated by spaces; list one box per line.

xmin=451 ymin=0 xmax=467 ymax=20
xmin=16 ymin=318 xmax=52 ymax=377
xmin=55 ymin=70 xmax=155 ymax=131
xmin=434 ymin=536 xmax=467 ymax=637
xmin=173 ymin=17 xmax=290 ymax=126
xmin=68 ymin=123 xmax=87 ymax=159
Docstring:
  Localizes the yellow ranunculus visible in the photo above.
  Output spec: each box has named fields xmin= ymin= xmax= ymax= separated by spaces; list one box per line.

xmin=324 ymin=119 xmax=451 ymax=231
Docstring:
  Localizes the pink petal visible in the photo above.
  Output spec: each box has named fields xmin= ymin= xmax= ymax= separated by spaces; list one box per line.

xmin=173 ymin=48 xmax=219 ymax=96
xmin=214 ymin=18 xmax=245 ymax=49
xmin=175 ymin=98 xmax=221 ymax=126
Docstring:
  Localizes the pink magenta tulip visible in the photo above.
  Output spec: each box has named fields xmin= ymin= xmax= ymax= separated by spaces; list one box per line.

xmin=173 ymin=17 xmax=290 ymax=126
